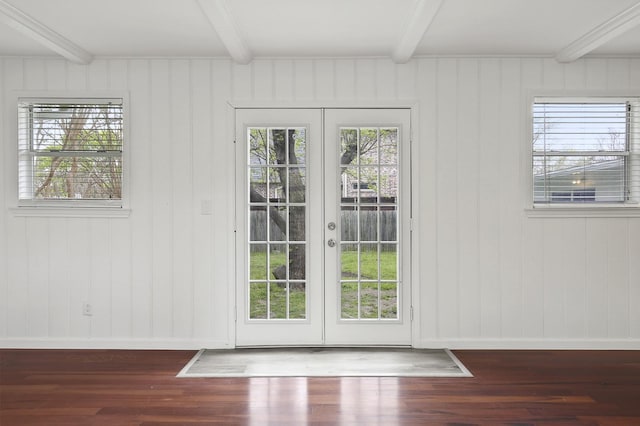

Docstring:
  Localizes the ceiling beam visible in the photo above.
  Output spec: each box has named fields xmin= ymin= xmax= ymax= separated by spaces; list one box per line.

xmin=392 ymin=0 xmax=444 ymax=64
xmin=556 ymin=1 xmax=640 ymax=63
xmin=196 ymin=0 xmax=252 ymax=65
xmin=0 ymin=0 xmax=92 ymax=64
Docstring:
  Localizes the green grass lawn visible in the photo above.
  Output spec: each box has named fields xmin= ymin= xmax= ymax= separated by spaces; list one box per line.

xmin=339 ymin=249 xmax=397 ymax=280
xmin=249 ymin=248 xmax=397 ymax=319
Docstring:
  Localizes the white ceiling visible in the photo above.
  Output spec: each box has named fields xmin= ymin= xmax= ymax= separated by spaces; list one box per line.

xmin=0 ymin=0 xmax=639 ymax=64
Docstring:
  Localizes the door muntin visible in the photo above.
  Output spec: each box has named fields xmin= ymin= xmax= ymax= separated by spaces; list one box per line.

xmin=247 ymin=126 xmax=308 ymax=321
xmin=236 ymin=108 xmax=412 ymax=346
xmin=338 ymin=126 xmax=401 ymax=321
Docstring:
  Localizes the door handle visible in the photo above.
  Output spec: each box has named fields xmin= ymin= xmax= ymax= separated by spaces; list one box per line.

xmin=327 ymin=238 xmax=336 ymax=248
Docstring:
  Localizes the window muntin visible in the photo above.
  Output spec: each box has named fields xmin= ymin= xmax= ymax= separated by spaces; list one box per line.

xmin=18 ymin=98 xmax=124 ymax=206
xmin=533 ymin=99 xmax=639 ymax=206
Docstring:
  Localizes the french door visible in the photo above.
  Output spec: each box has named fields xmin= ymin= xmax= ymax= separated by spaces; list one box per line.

xmin=235 ymin=108 xmax=411 ymax=346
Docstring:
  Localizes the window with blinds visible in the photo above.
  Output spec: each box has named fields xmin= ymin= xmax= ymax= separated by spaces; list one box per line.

xmin=533 ymin=97 xmax=640 ymax=206
xmin=18 ymin=98 xmax=124 ymax=206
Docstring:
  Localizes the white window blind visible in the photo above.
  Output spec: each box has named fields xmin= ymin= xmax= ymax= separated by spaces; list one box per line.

xmin=533 ymin=98 xmax=640 ymax=205
xmin=18 ymin=98 xmax=123 ymax=206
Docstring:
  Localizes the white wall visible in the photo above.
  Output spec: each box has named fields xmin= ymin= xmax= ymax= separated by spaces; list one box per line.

xmin=1 ymin=57 xmax=639 ymax=349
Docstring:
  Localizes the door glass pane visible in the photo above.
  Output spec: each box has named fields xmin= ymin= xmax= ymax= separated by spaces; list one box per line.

xmin=247 ymin=126 xmax=308 ymax=321
xmin=380 ymin=207 xmax=397 ymax=242
xmin=289 ymin=167 xmax=306 ymax=203
xmin=250 ymin=244 xmax=268 ymax=280
xmin=289 ymin=207 xmax=305 ymax=241
xmin=268 ymin=129 xmax=285 ymax=164
xmin=361 ymin=282 xmax=379 ymax=319
xmin=269 ymin=167 xmax=286 ymax=203
xmin=249 ymin=129 xmax=268 ymax=165
xmin=292 ymin=129 xmax=306 ymax=164
xmin=340 ymin=243 xmax=359 ymax=280
xmin=340 ymin=167 xmax=358 ymax=204
xmin=269 ymin=244 xmax=287 ymax=279
xmin=249 ymin=167 xmax=267 ymax=202
xmin=289 ymin=282 xmax=306 ymax=319
xmin=288 ymin=243 xmax=305 ymax=279
xmin=380 ymin=128 xmax=398 ymax=165
xmin=379 ymin=166 xmax=398 ymax=200
xmin=380 ymin=244 xmax=398 ymax=280
xmin=359 ymin=208 xmax=378 ymax=242
xmin=358 ymin=166 xmax=379 ymax=203
xmin=360 ymin=243 xmax=379 ymax=280
xmin=358 ymin=128 xmax=379 ymax=165
xmin=269 ymin=208 xmax=286 ymax=241
xmin=249 ymin=282 xmax=267 ymax=319
xmin=341 ymin=205 xmax=358 ymax=241
xmin=339 ymin=126 xmax=400 ymax=321
xmin=269 ymin=282 xmax=287 ymax=319
xmin=249 ymin=206 xmax=266 ymax=241
xmin=340 ymin=128 xmax=359 ymax=165
xmin=341 ymin=282 xmax=358 ymax=319
xmin=381 ymin=282 xmax=398 ymax=319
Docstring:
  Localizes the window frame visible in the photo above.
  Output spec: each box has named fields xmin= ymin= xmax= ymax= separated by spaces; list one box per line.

xmin=7 ymin=92 xmax=130 ymax=218
xmin=526 ymin=94 xmax=640 ymax=218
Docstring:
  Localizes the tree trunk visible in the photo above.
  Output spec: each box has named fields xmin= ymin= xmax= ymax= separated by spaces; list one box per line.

xmin=35 ymin=110 xmax=89 ymax=198
xmin=268 ymin=129 xmax=305 ymax=284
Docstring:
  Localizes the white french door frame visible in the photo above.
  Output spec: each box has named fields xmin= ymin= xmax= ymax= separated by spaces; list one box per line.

xmin=234 ymin=108 xmax=324 ymax=346
xmin=323 ymin=108 xmax=412 ymax=345
xmin=231 ymin=104 xmax=420 ymax=348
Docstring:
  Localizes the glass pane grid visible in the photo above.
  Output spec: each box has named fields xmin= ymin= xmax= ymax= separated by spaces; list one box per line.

xmin=248 ymin=127 xmax=307 ymax=320
xmin=533 ymin=154 xmax=627 ymax=203
xmin=18 ymin=100 xmax=124 ymax=201
xmin=532 ymin=100 xmax=638 ymax=204
xmin=339 ymin=126 xmax=400 ymax=321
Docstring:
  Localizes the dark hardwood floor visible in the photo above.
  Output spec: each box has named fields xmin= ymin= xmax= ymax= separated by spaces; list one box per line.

xmin=1 ymin=349 xmax=640 ymax=425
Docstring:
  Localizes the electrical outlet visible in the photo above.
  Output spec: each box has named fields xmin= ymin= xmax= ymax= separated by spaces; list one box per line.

xmin=82 ymin=302 xmax=93 ymax=316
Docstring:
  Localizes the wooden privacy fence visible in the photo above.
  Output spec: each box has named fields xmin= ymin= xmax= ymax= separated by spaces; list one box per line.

xmin=250 ymin=210 xmax=397 ymax=251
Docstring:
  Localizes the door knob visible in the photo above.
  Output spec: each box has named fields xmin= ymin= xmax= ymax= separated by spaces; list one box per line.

xmin=327 ymin=238 xmax=336 ymax=247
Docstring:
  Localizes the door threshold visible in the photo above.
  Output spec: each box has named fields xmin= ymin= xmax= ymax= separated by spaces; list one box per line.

xmin=235 ymin=344 xmax=413 ymax=349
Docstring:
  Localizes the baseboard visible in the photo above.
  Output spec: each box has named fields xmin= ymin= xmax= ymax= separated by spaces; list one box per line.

xmin=416 ymin=338 xmax=640 ymax=350
xmin=3 ymin=337 xmax=639 ymax=350
xmin=0 ymin=338 xmax=234 ymax=350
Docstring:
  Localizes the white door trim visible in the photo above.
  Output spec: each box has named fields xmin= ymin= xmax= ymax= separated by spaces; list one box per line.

xmin=231 ymin=103 xmax=421 ymax=348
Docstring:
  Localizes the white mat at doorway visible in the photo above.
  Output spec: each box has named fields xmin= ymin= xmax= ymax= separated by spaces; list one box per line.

xmin=177 ymin=347 xmax=472 ymax=378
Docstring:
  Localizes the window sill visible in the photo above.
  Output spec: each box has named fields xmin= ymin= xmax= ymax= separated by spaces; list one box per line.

xmin=10 ymin=206 xmax=131 ymax=218
xmin=526 ymin=205 xmax=640 ymax=218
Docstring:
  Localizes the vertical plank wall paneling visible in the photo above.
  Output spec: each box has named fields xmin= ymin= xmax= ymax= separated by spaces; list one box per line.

xmin=335 ymin=59 xmax=356 ymax=101
xmin=456 ymin=59 xmax=481 ymax=339
xmin=415 ymin=58 xmax=438 ymax=341
xmin=190 ymin=59 xmax=214 ymax=340
xmin=0 ymin=57 xmax=6 ymax=338
xmin=209 ymin=60 xmax=234 ymax=344
xmin=435 ymin=58 xmax=459 ymax=339
xmin=477 ymin=59 xmax=502 ymax=338
xmin=293 ymin=60 xmax=314 ymax=101
xmin=4 ymin=59 xmax=27 ymax=340
xmin=0 ymin=57 xmax=639 ymax=349
xmin=498 ymin=59 xmax=523 ymax=339
xmin=149 ymin=59 xmax=173 ymax=339
xmin=128 ymin=59 xmax=153 ymax=339
xmin=169 ymin=59 xmax=194 ymax=340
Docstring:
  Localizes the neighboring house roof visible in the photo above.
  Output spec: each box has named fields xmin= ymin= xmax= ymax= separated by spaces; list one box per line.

xmin=534 ymin=158 xmax=623 ymax=179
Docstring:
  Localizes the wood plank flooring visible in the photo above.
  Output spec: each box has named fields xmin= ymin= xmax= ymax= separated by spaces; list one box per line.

xmin=1 ymin=349 xmax=639 ymax=425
